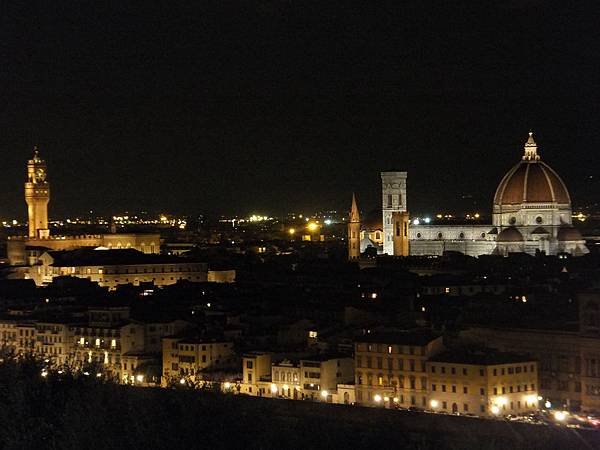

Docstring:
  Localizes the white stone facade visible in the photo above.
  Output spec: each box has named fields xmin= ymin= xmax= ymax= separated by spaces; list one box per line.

xmin=381 ymin=171 xmax=407 ymax=255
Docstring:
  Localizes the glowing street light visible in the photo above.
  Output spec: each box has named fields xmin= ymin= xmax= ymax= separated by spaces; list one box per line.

xmin=270 ymin=383 xmax=278 ymax=394
xmin=374 ymin=394 xmax=382 ymax=403
xmin=320 ymin=390 xmax=329 ymax=398
xmin=430 ymin=399 xmax=439 ymax=408
xmin=136 ymin=374 xmax=144 ymax=383
xmin=224 ymin=382 xmax=231 ymax=389
xmin=554 ymin=411 xmax=567 ymax=422
xmin=288 ymin=228 xmax=295 ymax=235
xmin=307 ymin=222 xmax=319 ymax=232
xmin=179 ymin=378 xmax=186 ymax=385
xmin=491 ymin=405 xmax=500 ymax=415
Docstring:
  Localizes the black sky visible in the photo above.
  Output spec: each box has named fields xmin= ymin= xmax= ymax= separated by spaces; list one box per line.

xmin=0 ymin=1 xmax=598 ymax=218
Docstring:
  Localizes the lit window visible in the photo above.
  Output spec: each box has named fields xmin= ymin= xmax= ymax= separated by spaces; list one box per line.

xmin=95 ymin=338 xmax=100 ymax=347
xmin=111 ymin=339 xmax=116 ymax=348
xmin=308 ymin=331 xmax=318 ymax=338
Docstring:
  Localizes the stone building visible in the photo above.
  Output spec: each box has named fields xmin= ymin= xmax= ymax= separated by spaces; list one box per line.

xmin=355 ymin=133 xmax=588 ymax=257
xmin=427 ymin=350 xmax=539 ymax=417
xmin=27 ymin=248 xmax=207 ymax=289
xmin=7 ymin=148 xmax=160 ymax=266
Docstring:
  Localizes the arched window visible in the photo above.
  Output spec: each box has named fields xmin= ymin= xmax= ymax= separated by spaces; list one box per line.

xmin=437 ymin=232 xmax=443 ymax=239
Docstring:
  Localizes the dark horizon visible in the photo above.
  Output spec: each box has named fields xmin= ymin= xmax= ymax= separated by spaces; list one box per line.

xmin=1 ymin=2 xmax=599 ymax=218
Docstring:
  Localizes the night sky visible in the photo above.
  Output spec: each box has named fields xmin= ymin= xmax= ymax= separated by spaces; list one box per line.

xmin=1 ymin=1 xmax=598 ymax=218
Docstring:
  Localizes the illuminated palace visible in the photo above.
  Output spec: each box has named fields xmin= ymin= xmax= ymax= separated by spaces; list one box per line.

xmin=7 ymin=149 xmax=159 ymax=271
xmin=351 ymin=133 xmax=588 ymax=258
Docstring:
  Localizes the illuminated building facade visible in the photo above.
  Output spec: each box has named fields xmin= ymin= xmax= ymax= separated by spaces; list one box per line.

xmin=354 ymin=332 xmax=443 ymax=408
xmin=410 ymin=133 xmax=588 ymax=256
xmin=348 ymin=194 xmax=360 ymax=260
xmin=24 ymin=148 xmax=50 ymax=239
xmin=427 ymin=351 xmax=539 ymax=417
xmin=381 ymin=171 xmax=408 ymax=256
xmin=29 ymin=248 xmax=207 ymax=289
xmin=358 ymin=133 xmax=588 ymax=257
xmin=162 ymin=336 xmax=235 ymax=385
xmin=7 ymin=149 xmax=161 ymax=267
xmin=462 ymin=290 xmax=600 ymax=414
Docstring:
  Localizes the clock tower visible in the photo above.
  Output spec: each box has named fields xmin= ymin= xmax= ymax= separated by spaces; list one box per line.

xmin=24 ymin=147 xmax=50 ymax=238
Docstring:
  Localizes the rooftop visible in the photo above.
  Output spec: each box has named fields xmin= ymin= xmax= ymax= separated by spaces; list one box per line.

xmin=429 ymin=349 xmax=535 ymax=366
xmin=46 ymin=248 xmax=203 ymax=267
xmin=356 ymin=330 xmax=441 ymax=346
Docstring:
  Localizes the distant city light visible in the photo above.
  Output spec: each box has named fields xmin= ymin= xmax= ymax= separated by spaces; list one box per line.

xmin=413 ymin=218 xmax=420 ymax=225
xmin=289 ymin=228 xmax=295 ymax=235
xmin=307 ymin=222 xmax=318 ymax=232
xmin=324 ymin=219 xmax=332 ymax=225
xmin=423 ymin=217 xmax=431 ymax=224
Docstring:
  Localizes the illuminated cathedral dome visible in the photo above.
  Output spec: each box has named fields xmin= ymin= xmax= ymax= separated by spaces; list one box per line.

xmin=492 ymin=132 xmax=572 ymax=228
xmin=493 ymin=132 xmax=570 ymax=207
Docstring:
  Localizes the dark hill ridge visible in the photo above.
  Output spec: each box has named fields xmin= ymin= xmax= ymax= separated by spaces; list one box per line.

xmin=1 ymin=359 xmax=598 ymax=450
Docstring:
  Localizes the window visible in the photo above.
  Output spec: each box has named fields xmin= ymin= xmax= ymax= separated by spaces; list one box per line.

xmin=441 ymin=366 xmax=446 ymax=374
xmin=246 ymin=361 xmax=253 ymax=369
xmin=462 ymin=368 xmax=467 ymax=376
xmin=442 ymin=401 xmax=447 ymax=410
xmin=388 ymin=346 xmax=392 ymax=354
xmin=442 ymin=384 xmax=446 ymax=392
xmin=480 ymin=388 xmax=485 ymax=395
xmin=493 ymin=387 xmax=497 ymax=395
xmin=452 ymin=385 xmax=456 ymax=393
xmin=247 ymin=373 xmax=252 ymax=382
xmin=356 ymin=356 xmax=362 ymax=368
xmin=479 ymin=368 xmax=484 ymax=376
xmin=463 ymin=386 xmax=468 ymax=394
xmin=366 ymin=357 xmax=372 ymax=368
xmin=431 ymin=365 xmax=436 ymax=373
xmin=501 ymin=387 xmax=506 ymax=394
xmin=432 ymin=384 xmax=437 ymax=391
xmin=451 ymin=367 xmax=456 ymax=375
xmin=463 ymin=404 xmax=469 ymax=412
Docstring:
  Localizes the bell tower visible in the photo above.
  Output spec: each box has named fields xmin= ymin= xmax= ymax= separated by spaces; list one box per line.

xmin=348 ymin=193 xmax=361 ymax=260
xmin=381 ymin=171 xmax=407 ymax=255
xmin=24 ymin=147 xmax=50 ymax=238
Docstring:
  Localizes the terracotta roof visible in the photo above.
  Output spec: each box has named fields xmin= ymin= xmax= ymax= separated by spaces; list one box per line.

xmin=557 ymin=227 xmax=583 ymax=241
xmin=497 ymin=227 xmax=523 ymax=242
xmin=494 ymin=160 xmax=570 ymax=206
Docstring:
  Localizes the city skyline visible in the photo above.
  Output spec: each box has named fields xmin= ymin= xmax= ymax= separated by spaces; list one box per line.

xmin=1 ymin=2 xmax=599 ymax=217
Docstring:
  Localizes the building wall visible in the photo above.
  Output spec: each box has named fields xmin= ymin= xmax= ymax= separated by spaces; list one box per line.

xmin=354 ymin=337 xmax=444 ymax=408
xmin=427 ymin=360 xmax=538 ymax=417
xmin=240 ymin=353 xmax=272 ymax=395
xmin=30 ymin=256 xmax=207 ymax=288
xmin=381 ymin=171 xmax=407 ymax=256
xmin=162 ymin=339 xmax=235 ymax=384
xmin=460 ymin=327 xmax=593 ymax=412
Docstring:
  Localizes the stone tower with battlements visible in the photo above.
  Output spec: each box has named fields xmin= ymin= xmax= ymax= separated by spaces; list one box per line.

xmin=24 ymin=147 xmax=50 ymax=238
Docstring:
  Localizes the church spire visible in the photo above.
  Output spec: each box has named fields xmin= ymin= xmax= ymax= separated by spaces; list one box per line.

xmin=349 ymin=193 xmax=360 ymax=223
xmin=522 ymin=131 xmax=540 ymax=161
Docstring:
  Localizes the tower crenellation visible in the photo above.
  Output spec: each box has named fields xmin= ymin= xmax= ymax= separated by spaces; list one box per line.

xmin=24 ymin=147 xmax=50 ymax=238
